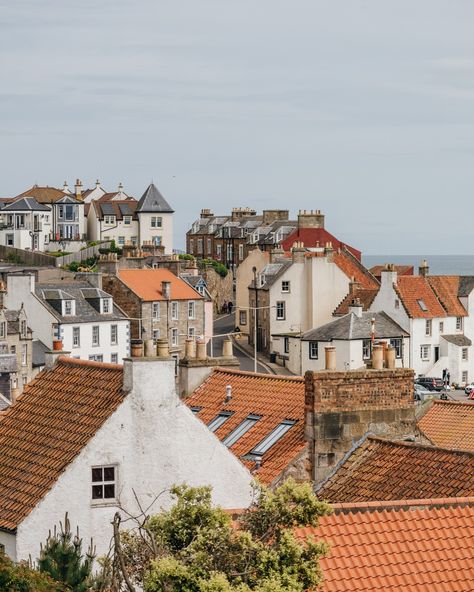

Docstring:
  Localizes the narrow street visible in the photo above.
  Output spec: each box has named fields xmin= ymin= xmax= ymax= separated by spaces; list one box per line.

xmin=211 ymin=314 xmax=269 ymax=374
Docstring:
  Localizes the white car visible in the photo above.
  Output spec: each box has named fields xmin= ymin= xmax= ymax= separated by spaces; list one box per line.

xmin=465 ymin=383 xmax=474 ymax=395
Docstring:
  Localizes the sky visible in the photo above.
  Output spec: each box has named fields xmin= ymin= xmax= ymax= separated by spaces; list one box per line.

xmin=1 ymin=1 xmax=474 ymax=253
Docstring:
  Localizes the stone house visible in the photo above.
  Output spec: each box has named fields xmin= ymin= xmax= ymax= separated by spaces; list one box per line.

xmin=235 ymin=248 xmax=269 ymax=334
xmin=0 ymin=307 xmax=35 ymax=395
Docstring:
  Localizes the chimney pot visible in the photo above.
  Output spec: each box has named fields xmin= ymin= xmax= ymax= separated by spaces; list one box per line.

xmin=157 ymin=339 xmax=170 ymax=358
xmin=225 ymin=384 xmax=232 ymax=403
xmin=325 ymin=346 xmax=337 ymax=371
xmin=196 ymin=340 xmax=207 ymax=360
xmin=162 ymin=281 xmax=171 ymax=300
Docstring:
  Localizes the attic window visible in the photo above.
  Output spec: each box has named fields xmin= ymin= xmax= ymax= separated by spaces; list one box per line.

xmin=63 ymin=300 xmax=74 ymax=316
xmin=417 ymin=299 xmax=428 ymax=312
xmin=92 ymin=465 xmax=116 ymax=501
xmin=247 ymin=420 xmax=297 ymax=457
xmin=208 ymin=411 xmax=233 ymax=432
xmin=222 ymin=414 xmax=261 ymax=447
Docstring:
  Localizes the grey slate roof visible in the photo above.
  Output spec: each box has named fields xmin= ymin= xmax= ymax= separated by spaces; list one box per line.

xmin=301 ymin=311 xmax=408 ymax=342
xmin=0 ymin=354 xmax=18 ymax=373
xmin=136 ymin=183 xmax=174 ymax=213
xmin=441 ymin=334 xmax=472 ymax=347
xmin=0 ymin=393 xmax=11 ymax=411
xmin=32 ymin=339 xmax=48 ymax=367
xmin=2 ymin=197 xmax=51 ymax=212
xmin=458 ymin=277 xmax=474 ymax=297
xmin=256 ymin=261 xmax=292 ymax=289
xmin=55 ymin=195 xmax=82 ymax=205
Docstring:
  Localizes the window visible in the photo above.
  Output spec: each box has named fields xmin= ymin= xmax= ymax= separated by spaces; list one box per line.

xmin=91 ymin=466 xmax=116 ymax=501
xmin=111 ymin=324 xmax=118 ymax=345
xmin=420 ymin=345 xmax=430 ymax=360
xmin=222 ymin=414 xmax=261 ymax=447
xmin=425 ymin=319 xmax=432 ymax=336
xmin=111 ymin=353 xmax=118 ymax=364
xmin=208 ymin=412 xmax=233 ymax=432
xmin=88 ymin=354 xmax=104 ymax=362
xmin=439 ymin=321 xmax=444 ymax=333
xmin=22 ymin=375 xmax=27 ymax=385
xmin=417 ymin=299 xmax=428 ymax=312
xmin=309 ymin=341 xmax=318 ymax=359
xmin=21 ymin=344 xmax=27 ymax=366
xmin=92 ymin=325 xmax=100 ymax=346
xmin=6 ymin=234 xmax=13 ymax=246
xmin=171 ymin=301 xmax=179 ymax=320
xmin=73 ymin=326 xmax=80 ymax=347
xmin=248 ymin=420 xmax=296 ymax=457
xmin=117 ymin=236 xmax=125 ymax=246
xmin=188 ymin=327 xmax=195 ymax=338
xmin=362 ymin=339 xmax=372 ymax=360
xmin=191 ymin=406 xmax=202 ymax=414
xmin=390 ymin=338 xmax=403 ymax=358
xmin=216 ymin=244 xmax=222 ymax=260
xmin=103 ymin=298 xmax=111 ymax=313
xmin=20 ymin=320 xmax=27 ymax=337
xmin=151 ymin=217 xmax=163 ymax=228
xmin=171 ymin=328 xmax=178 ymax=347
xmin=456 ymin=317 xmax=463 ymax=331
xmin=207 ymin=238 xmax=212 ymax=254
xmin=64 ymin=300 xmax=73 ymax=316
xmin=58 ymin=206 xmax=64 ymax=219
xmin=276 ymin=302 xmax=285 ymax=320
xmin=197 ymin=239 xmax=204 ymax=254
xmin=188 ymin=301 xmax=195 ymax=319
xmin=0 ymin=322 xmax=5 ymax=339
xmin=239 ymin=310 xmax=247 ymax=325
xmin=281 ymin=281 xmax=290 ymax=293
xmin=123 ymin=216 xmax=132 ymax=225
xmin=284 ymin=337 xmax=290 ymax=354
xmin=239 ymin=244 xmax=244 ymax=260
xmin=10 ymin=345 xmax=16 ymax=355
xmin=462 ymin=347 xmax=469 ymax=361
xmin=152 ymin=301 xmax=160 ymax=320
xmin=104 ymin=215 xmax=116 ymax=225
xmin=152 ymin=236 xmax=162 ymax=246
xmin=462 ymin=371 xmax=468 ymax=384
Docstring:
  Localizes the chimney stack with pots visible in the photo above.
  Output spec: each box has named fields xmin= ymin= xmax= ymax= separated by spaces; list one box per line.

xmin=291 ymin=241 xmax=306 ymax=264
xmin=419 ymin=259 xmax=429 ymax=277
xmin=45 ymin=340 xmax=70 ymax=369
xmin=297 ymin=209 xmax=325 ymax=229
xmin=74 ymin=179 xmax=83 ymax=200
xmin=162 ymin=281 xmax=171 ymax=300
xmin=348 ymin=298 xmax=363 ymax=318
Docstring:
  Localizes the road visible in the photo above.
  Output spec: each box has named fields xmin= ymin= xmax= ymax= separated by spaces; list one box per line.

xmin=211 ymin=314 xmax=269 ymax=373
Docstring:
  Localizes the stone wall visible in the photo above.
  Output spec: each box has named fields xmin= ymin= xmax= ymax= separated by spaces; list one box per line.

xmin=102 ymin=275 xmax=142 ymax=339
xmin=202 ymin=265 xmax=233 ymax=314
xmin=305 ymin=368 xmax=415 ymax=484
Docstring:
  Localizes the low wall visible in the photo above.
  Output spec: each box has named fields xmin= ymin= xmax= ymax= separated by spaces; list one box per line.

xmin=0 ymin=245 xmax=56 ymax=267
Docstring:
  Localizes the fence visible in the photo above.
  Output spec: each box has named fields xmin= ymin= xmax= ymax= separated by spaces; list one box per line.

xmin=56 ymin=242 xmax=111 ymax=267
xmin=0 ymin=242 xmax=111 ymax=268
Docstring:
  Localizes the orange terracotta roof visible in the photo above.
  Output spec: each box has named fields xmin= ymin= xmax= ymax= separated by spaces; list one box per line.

xmin=118 ymin=269 xmax=203 ymax=301
xmin=185 ymin=368 xmax=306 ymax=485
xmin=428 ymin=276 xmax=467 ymax=317
xmin=333 ymin=288 xmax=379 ymax=315
xmin=316 ymin=436 xmax=474 ymax=503
xmin=0 ymin=357 xmax=124 ymax=531
xmin=369 ymin=264 xmax=414 ymax=280
xmin=333 ymin=249 xmax=379 ymax=290
xmin=16 ymin=185 xmax=69 ymax=204
xmin=394 ymin=276 xmax=446 ymax=318
xmin=418 ymin=400 xmax=474 ymax=452
xmin=296 ymin=501 xmax=474 ymax=591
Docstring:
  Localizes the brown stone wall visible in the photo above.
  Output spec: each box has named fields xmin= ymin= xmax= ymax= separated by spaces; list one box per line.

xmin=202 ymin=266 xmax=233 ymax=314
xmin=304 ymin=368 xmax=415 ymax=484
xmin=248 ymin=288 xmax=270 ymax=353
xmin=270 ymin=446 xmax=311 ymax=488
xmin=102 ymin=275 xmax=142 ymax=339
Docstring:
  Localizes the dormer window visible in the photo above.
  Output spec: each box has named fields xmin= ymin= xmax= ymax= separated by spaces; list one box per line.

xmin=259 ymin=274 xmax=266 ymax=288
xmin=63 ymin=300 xmax=75 ymax=316
xmin=123 ymin=216 xmax=132 ymax=226
xmin=102 ymin=298 xmax=112 ymax=314
xmin=0 ymin=322 xmax=5 ymax=339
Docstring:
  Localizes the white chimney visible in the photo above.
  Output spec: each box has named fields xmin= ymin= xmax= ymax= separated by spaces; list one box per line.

xmin=162 ymin=281 xmax=171 ymax=300
xmin=225 ymin=385 xmax=232 ymax=403
xmin=380 ymin=263 xmax=398 ymax=289
xmin=348 ymin=298 xmax=363 ymax=318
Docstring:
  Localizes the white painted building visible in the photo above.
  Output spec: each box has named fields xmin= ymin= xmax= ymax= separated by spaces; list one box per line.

xmin=0 ymin=351 xmax=253 ymax=561
xmin=136 ymin=183 xmax=174 ymax=253
xmin=87 ymin=200 xmax=139 ymax=247
xmin=0 ymin=198 xmax=52 ymax=251
xmin=5 ymin=273 xmax=130 ymax=364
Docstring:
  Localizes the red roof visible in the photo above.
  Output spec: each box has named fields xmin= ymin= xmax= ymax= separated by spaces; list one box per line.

xmin=333 ymin=288 xmax=379 ymax=315
xmin=395 ymin=276 xmax=446 ymax=319
xmin=370 ymin=264 xmax=414 ymax=281
xmin=418 ymin=400 xmax=474 ymax=452
xmin=428 ymin=276 xmax=467 ymax=317
xmin=280 ymin=228 xmax=361 ymax=260
xmin=296 ymin=500 xmax=474 ymax=591
xmin=185 ymin=368 xmax=306 ymax=485
xmin=332 ymin=250 xmax=379 ymax=290
xmin=118 ymin=269 xmax=203 ymax=301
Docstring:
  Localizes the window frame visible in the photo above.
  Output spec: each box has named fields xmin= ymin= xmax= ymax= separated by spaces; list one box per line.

xmin=110 ymin=324 xmax=118 ymax=345
xmin=171 ymin=301 xmax=179 ymax=321
xmin=456 ymin=316 xmax=463 ymax=331
xmin=222 ymin=414 xmax=261 ymax=447
xmin=420 ymin=344 xmax=430 ymax=361
xmin=276 ymin=301 xmax=285 ymax=321
xmin=425 ymin=319 xmax=432 ymax=336
xmin=281 ymin=281 xmax=290 ymax=293
xmin=309 ymin=341 xmax=318 ymax=360
xmin=92 ymin=325 xmax=100 ymax=346
xmin=188 ymin=301 xmax=195 ymax=320
xmin=390 ymin=338 xmax=403 ymax=359
xmin=248 ymin=420 xmax=297 ymax=457
xmin=284 ymin=337 xmax=290 ymax=354
xmin=91 ymin=465 xmax=117 ymax=504
xmin=73 ymin=326 xmax=80 ymax=348
xmin=239 ymin=310 xmax=247 ymax=326
xmin=171 ymin=327 xmax=179 ymax=347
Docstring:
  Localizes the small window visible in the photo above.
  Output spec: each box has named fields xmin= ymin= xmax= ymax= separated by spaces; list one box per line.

xmin=207 ymin=238 xmax=212 ymax=254
xmin=153 ymin=329 xmax=160 ymax=341
xmin=208 ymin=411 xmax=233 ymax=432
xmin=456 ymin=317 xmax=463 ymax=331
xmin=216 ymin=244 xmax=222 ymax=260
xmin=222 ymin=414 xmax=261 ymax=447
xmin=6 ymin=234 xmax=14 ymax=246
xmin=64 ymin=300 xmax=73 ymax=316
xmin=92 ymin=325 xmax=100 ymax=346
xmin=390 ymin=338 xmax=402 ymax=359
xmin=21 ymin=344 xmax=27 ymax=366
xmin=22 ymin=374 xmax=28 ymax=385
xmin=151 ymin=216 xmax=163 ymax=228
xmin=417 ymin=299 xmax=428 ymax=312
xmin=188 ymin=301 xmax=195 ymax=319
xmin=103 ymin=298 xmax=111 ymax=313
xmin=248 ymin=420 xmax=296 ymax=456
xmin=111 ymin=324 xmax=118 ymax=345
xmin=171 ymin=301 xmax=179 ymax=320
xmin=239 ymin=310 xmax=247 ymax=326
xmin=439 ymin=321 xmax=444 ymax=334
xmin=281 ymin=281 xmax=290 ymax=293
xmin=10 ymin=345 xmax=16 ymax=355
xmin=276 ymin=301 xmax=285 ymax=320
xmin=20 ymin=320 xmax=27 ymax=338
xmin=284 ymin=337 xmax=290 ymax=354
xmin=188 ymin=327 xmax=195 ymax=338
xmin=362 ymin=339 xmax=371 ymax=360
xmin=309 ymin=341 xmax=318 ymax=359
xmin=91 ymin=466 xmax=116 ymax=501
xmin=462 ymin=347 xmax=468 ymax=361
xmin=462 ymin=370 xmax=468 ymax=384
xmin=73 ymin=326 xmax=80 ymax=347
xmin=425 ymin=319 xmax=432 ymax=336
xmin=117 ymin=236 xmax=125 ymax=246
xmin=152 ymin=301 xmax=160 ymax=320
xmin=123 ymin=216 xmax=132 ymax=226
xmin=171 ymin=328 xmax=178 ymax=347
xmin=88 ymin=354 xmax=104 ymax=362
xmin=0 ymin=322 xmax=5 ymax=339
xmin=239 ymin=244 xmax=244 ymax=260
xmin=420 ymin=345 xmax=430 ymax=360
xmin=111 ymin=353 xmax=118 ymax=364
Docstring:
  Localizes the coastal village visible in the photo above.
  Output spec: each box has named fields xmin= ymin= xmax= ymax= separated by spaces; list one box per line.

xmin=0 ymin=179 xmax=472 ymax=590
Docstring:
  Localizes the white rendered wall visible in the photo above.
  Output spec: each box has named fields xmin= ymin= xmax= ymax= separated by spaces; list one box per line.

xmin=269 ymin=262 xmax=305 ymax=349
xmin=0 ymin=531 xmax=17 ymax=561
xmin=15 ymin=357 xmax=253 ymax=562
xmin=138 ymin=212 xmax=174 ymax=253
xmin=99 ymin=220 xmax=140 ymax=245
xmin=236 ymin=250 xmax=269 ymax=336
xmin=61 ymin=321 xmax=130 ymax=362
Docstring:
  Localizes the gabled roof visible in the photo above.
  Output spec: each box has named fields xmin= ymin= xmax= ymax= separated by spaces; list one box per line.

xmin=97 ymin=191 xmax=134 ymax=202
xmin=296 ymin=500 xmax=474 ymax=592
xmin=332 ymin=249 xmax=379 ymax=290
xmin=427 ymin=276 xmax=468 ymax=317
xmin=333 ymin=288 xmax=379 ymax=316
xmin=369 ymin=264 xmax=414 ymax=280
xmin=93 ymin=200 xmax=138 ymax=220
xmin=136 ymin=183 xmax=174 ymax=213
xmin=0 ymin=357 xmax=124 ymax=531
xmin=280 ymin=227 xmax=361 ymax=260
xmin=394 ymin=276 xmax=446 ymax=319
xmin=118 ymin=269 xmax=203 ymax=301
xmin=54 ymin=195 xmax=83 ymax=205
xmin=16 ymin=185 xmax=68 ymax=204
xmin=1 ymin=197 xmax=51 ymax=212
xmin=185 ymin=368 xmax=306 ymax=485
xmin=301 ymin=311 xmax=407 ymax=342
xmin=316 ymin=436 xmax=474 ymax=503
xmin=418 ymin=401 xmax=474 ymax=452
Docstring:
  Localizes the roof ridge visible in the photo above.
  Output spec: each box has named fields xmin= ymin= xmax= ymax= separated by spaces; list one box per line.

xmin=367 ymin=435 xmax=474 ymax=456
xmin=340 ymin=247 xmax=380 ymax=286
xmin=212 ymin=366 xmax=304 ymax=381
xmin=331 ymin=496 xmax=474 ymax=513
xmin=433 ymin=399 xmax=474 ymax=407
xmin=57 ymin=356 xmax=123 ymax=371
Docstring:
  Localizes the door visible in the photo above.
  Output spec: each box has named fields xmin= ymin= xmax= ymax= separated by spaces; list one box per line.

xmin=434 ymin=346 xmax=440 ymax=363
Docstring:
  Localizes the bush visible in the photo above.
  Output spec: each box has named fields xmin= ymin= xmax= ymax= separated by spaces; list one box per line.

xmin=200 ymin=259 xmax=228 ymax=278
xmin=0 ymin=553 xmax=61 ymax=592
xmin=179 ymin=254 xmax=195 ymax=261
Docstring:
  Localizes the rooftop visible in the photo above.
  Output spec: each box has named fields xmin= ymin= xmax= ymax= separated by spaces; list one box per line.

xmin=333 ymin=288 xmax=379 ymax=316
xmin=280 ymin=227 xmax=362 ymax=261
xmin=16 ymin=185 xmax=69 ymax=204
xmin=418 ymin=400 xmax=474 ymax=452
xmin=427 ymin=275 xmax=468 ymax=317
xmin=136 ymin=183 xmax=174 ymax=213
xmin=185 ymin=368 xmax=306 ymax=485
xmin=369 ymin=264 xmax=414 ymax=280
xmin=118 ymin=268 xmax=203 ymax=301
xmin=394 ymin=276 xmax=447 ymax=319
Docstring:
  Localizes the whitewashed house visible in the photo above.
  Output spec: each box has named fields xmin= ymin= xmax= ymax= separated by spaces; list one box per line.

xmin=0 ymin=348 xmax=253 ymax=561
xmin=5 ymin=273 xmax=130 ymax=364
xmin=0 ymin=198 xmax=52 ymax=251
xmin=87 ymin=200 xmax=139 ymax=247
xmin=136 ymin=183 xmax=174 ymax=253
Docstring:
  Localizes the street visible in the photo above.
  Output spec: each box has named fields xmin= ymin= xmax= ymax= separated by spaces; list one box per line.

xmin=211 ymin=314 xmax=269 ymax=373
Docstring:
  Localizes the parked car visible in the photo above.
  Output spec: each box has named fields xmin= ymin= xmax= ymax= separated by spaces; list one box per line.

xmin=468 ymin=391 xmax=474 ymax=400
xmin=465 ymin=383 xmax=474 ymax=395
xmin=414 ymin=384 xmax=433 ymax=402
xmin=415 ymin=377 xmax=444 ymax=391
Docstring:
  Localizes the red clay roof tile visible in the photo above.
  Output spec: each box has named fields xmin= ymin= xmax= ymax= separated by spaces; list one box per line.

xmin=418 ymin=400 xmax=474 ymax=452
xmin=369 ymin=264 xmax=414 ymax=280
xmin=332 ymin=250 xmax=379 ymax=290
xmin=334 ymin=288 xmax=379 ymax=315
xmin=118 ymin=269 xmax=203 ymax=301
xmin=395 ymin=276 xmax=446 ymax=319
xmin=427 ymin=276 xmax=467 ymax=317
xmin=280 ymin=228 xmax=361 ymax=260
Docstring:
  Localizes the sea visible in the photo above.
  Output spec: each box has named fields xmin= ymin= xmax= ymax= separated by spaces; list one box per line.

xmin=363 ymin=255 xmax=474 ymax=276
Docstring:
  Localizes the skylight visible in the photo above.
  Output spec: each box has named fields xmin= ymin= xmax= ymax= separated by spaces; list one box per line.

xmin=222 ymin=414 xmax=261 ymax=447
xmin=190 ymin=406 xmax=202 ymax=414
xmin=207 ymin=412 xmax=233 ymax=432
xmin=417 ymin=299 xmax=428 ymax=312
xmin=248 ymin=420 xmax=297 ymax=456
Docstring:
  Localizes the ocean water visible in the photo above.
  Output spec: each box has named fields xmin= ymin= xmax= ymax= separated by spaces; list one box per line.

xmin=363 ymin=255 xmax=474 ymax=276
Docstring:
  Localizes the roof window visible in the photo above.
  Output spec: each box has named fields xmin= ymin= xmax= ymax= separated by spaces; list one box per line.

xmin=417 ymin=299 xmax=428 ymax=312
xmin=207 ymin=411 xmax=233 ymax=432
xmin=222 ymin=414 xmax=261 ymax=447
xmin=247 ymin=420 xmax=297 ymax=457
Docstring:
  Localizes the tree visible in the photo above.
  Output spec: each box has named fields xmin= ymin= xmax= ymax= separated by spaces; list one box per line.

xmin=38 ymin=513 xmax=95 ymax=592
xmin=0 ymin=552 xmax=62 ymax=592
xmin=115 ymin=479 xmax=331 ymax=592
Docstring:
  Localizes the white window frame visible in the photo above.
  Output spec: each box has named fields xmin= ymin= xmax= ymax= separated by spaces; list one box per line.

xmin=276 ymin=301 xmax=285 ymax=320
xmin=309 ymin=341 xmax=318 ymax=360
xmin=216 ymin=244 xmax=222 ymax=260
xmin=188 ymin=327 xmax=195 ymax=338
xmin=462 ymin=370 xmax=468 ymax=384
xmin=63 ymin=300 xmax=73 ymax=316
xmin=420 ymin=344 xmax=430 ymax=361
xmin=239 ymin=244 xmax=244 ymax=260
xmin=188 ymin=301 xmax=195 ymax=320
xmin=281 ymin=281 xmax=290 ymax=293
xmin=92 ymin=325 xmax=100 ymax=346
xmin=439 ymin=321 xmax=444 ymax=334
xmin=110 ymin=324 xmax=118 ymax=345
xmin=91 ymin=465 xmax=117 ymax=503
xmin=21 ymin=343 xmax=27 ymax=366
xmin=171 ymin=328 xmax=179 ymax=347
xmin=0 ymin=321 xmax=5 ymax=339
xmin=102 ymin=298 xmax=111 ymax=314
xmin=239 ymin=310 xmax=247 ymax=326
xmin=284 ymin=337 xmax=290 ymax=354
xmin=171 ymin=301 xmax=179 ymax=320
xmin=462 ymin=347 xmax=468 ymax=361
xmin=425 ymin=319 xmax=432 ymax=336
xmin=111 ymin=353 xmax=118 ymax=364
xmin=456 ymin=317 xmax=463 ymax=331
xmin=153 ymin=329 xmax=161 ymax=341
xmin=73 ymin=326 xmax=80 ymax=348
xmin=152 ymin=301 xmax=160 ymax=320
xmin=123 ymin=216 xmax=132 ymax=226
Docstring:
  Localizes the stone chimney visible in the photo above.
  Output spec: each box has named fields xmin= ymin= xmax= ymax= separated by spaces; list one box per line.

xmin=162 ymin=280 xmax=171 ymax=300
xmin=419 ymin=259 xmax=429 ymax=277
xmin=297 ymin=209 xmax=325 ymax=229
xmin=291 ymin=241 xmax=306 ymax=264
xmin=76 ymin=271 xmax=103 ymax=289
xmin=74 ymin=179 xmax=83 ymax=199
xmin=324 ymin=242 xmax=334 ymax=263
xmin=349 ymin=277 xmax=361 ymax=294
xmin=200 ymin=208 xmax=214 ymax=219
xmin=348 ymin=298 xmax=363 ymax=318
xmin=45 ymin=340 xmax=70 ymax=369
xmin=269 ymin=245 xmax=286 ymax=263
xmin=380 ymin=263 xmax=398 ymax=289
xmin=262 ymin=210 xmax=289 ymax=224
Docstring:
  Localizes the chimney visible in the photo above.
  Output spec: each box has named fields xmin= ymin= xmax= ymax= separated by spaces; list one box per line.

xmin=200 ymin=208 xmax=214 ymax=219
xmin=419 ymin=259 xmax=429 ymax=277
xmin=325 ymin=346 xmax=337 ymax=371
xmin=62 ymin=181 xmax=70 ymax=194
xmin=291 ymin=241 xmax=306 ymax=264
xmin=324 ymin=242 xmax=334 ymax=263
xmin=297 ymin=209 xmax=325 ymax=229
xmin=76 ymin=272 xmax=103 ymax=289
xmin=222 ymin=338 xmax=233 ymax=357
xmin=348 ymin=298 xmax=363 ymax=318
xmin=269 ymin=245 xmax=285 ymax=263
xmin=349 ymin=277 xmax=361 ymax=294
xmin=74 ymin=179 xmax=83 ymax=199
xmin=225 ymin=385 xmax=232 ymax=403
xmin=262 ymin=210 xmax=289 ymax=224
xmin=380 ymin=263 xmax=398 ymax=289
xmin=162 ymin=281 xmax=171 ymax=300
xmin=45 ymin=340 xmax=70 ymax=369
xmin=118 ymin=182 xmax=124 ymax=196
xmin=371 ymin=344 xmax=384 ymax=370
xmin=95 ymin=179 xmax=101 ymax=188
xmin=122 ymin=342 xmax=175 ymax=402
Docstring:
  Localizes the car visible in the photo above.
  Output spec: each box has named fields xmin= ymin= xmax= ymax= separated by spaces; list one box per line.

xmin=465 ymin=383 xmax=474 ymax=395
xmin=415 ymin=377 xmax=444 ymax=391
xmin=469 ymin=392 xmax=474 ymax=400
xmin=414 ymin=384 xmax=433 ymax=402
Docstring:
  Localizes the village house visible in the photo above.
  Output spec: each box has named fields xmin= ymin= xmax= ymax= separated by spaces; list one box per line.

xmin=418 ymin=399 xmax=474 ymax=452
xmin=5 ymin=273 xmax=130 ymax=364
xmin=0 ymin=307 xmax=35 ymax=396
xmin=0 ymin=198 xmax=51 ymax=251
xmin=0 ymin=343 xmax=253 ymax=562
xmin=102 ymin=268 xmax=205 ymax=361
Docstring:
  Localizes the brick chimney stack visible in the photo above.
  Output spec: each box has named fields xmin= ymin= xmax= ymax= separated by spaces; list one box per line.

xmin=291 ymin=241 xmax=306 ymax=264
xmin=74 ymin=179 xmax=83 ymax=200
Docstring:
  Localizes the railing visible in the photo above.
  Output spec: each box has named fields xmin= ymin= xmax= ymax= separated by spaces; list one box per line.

xmin=0 ymin=223 xmax=42 ymax=232
xmin=48 ymin=233 xmax=86 ymax=242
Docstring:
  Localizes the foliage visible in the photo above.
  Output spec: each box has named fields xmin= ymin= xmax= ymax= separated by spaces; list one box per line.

xmin=178 ymin=254 xmax=195 ymax=261
xmin=66 ymin=257 xmax=98 ymax=272
xmin=6 ymin=252 xmax=24 ymax=264
xmin=200 ymin=259 xmax=228 ymax=278
xmin=37 ymin=513 xmax=95 ymax=592
xmin=0 ymin=552 xmax=62 ymax=592
xmin=46 ymin=251 xmax=72 ymax=257
xmin=118 ymin=479 xmax=330 ymax=592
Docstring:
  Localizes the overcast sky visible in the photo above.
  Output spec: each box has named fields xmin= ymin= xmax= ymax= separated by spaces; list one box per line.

xmin=1 ymin=1 xmax=474 ymax=253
